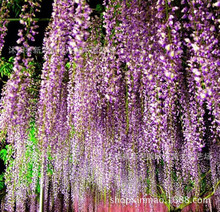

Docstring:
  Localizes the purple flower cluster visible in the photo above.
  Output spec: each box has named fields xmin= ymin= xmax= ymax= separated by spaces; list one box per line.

xmin=0 ymin=0 xmax=219 ymax=211
xmin=0 ymin=0 xmax=10 ymax=56
xmin=0 ymin=1 xmax=42 ymax=211
xmin=1 ymin=0 xmax=41 ymax=142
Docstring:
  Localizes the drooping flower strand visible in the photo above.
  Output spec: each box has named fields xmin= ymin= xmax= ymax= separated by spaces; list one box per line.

xmin=183 ymin=0 xmax=220 ymax=204
xmin=0 ymin=0 xmax=42 ymax=143
xmin=184 ymin=0 xmax=220 ymax=146
xmin=184 ymin=0 xmax=219 ymax=110
xmin=102 ymin=0 xmax=134 ymax=198
xmin=37 ymin=0 xmax=91 ymax=207
xmin=38 ymin=0 xmax=70 ymax=150
xmin=178 ymin=0 xmax=219 ymax=198
xmin=1 ymin=1 xmax=42 ymax=211
xmin=116 ymin=0 xmax=182 ymax=197
xmin=43 ymin=82 xmax=70 ymax=211
xmin=83 ymin=15 xmax=135 ymax=199
xmin=66 ymin=0 xmax=91 ymax=130
xmin=119 ymin=1 xmax=160 ymax=196
xmin=75 ymin=15 xmax=125 ymax=201
xmin=66 ymin=2 xmax=93 ymax=203
xmin=37 ymin=1 xmax=73 ymax=209
xmin=154 ymin=0 xmax=184 ymax=198
xmin=103 ymin=0 xmax=174 ymax=197
xmin=0 ymin=0 xmax=11 ymax=56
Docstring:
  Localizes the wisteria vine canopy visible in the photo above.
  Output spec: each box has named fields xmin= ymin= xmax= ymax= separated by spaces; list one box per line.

xmin=0 ymin=0 xmax=219 ymax=211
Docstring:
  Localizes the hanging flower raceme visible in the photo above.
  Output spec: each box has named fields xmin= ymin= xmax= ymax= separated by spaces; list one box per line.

xmin=176 ymin=0 xmax=219 ymax=198
xmin=37 ymin=1 xmax=73 ymax=208
xmin=0 ymin=0 xmax=11 ymax=56
xmin=37 ymin=0 xmax=92 ymax=209
xmin=184 ymin=0 xmax=220 ymax=143
xmin=0 ymin=1 xmax=42 ymax=211
xmin=38 ymin=0 xmax=70 ymax=150
xmin=66 ymin=0 xmax=91 ymax=131
xmin=0 ymin=0 xmax=41 ymax=143
xmin=182 ymin=0 xmax=220 ymax=205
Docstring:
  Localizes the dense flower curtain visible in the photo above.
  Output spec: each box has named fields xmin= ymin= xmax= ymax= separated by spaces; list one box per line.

xmin=0 ymin=0 xmax=219 ymax=211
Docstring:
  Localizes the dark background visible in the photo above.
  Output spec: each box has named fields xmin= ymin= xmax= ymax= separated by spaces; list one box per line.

xmin=2 ymin=0 xmax=104 ymax=59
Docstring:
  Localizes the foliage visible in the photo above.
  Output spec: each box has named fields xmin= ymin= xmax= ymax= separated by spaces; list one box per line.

xmin=3 ymin=0 xmax=23 ymax=17
xmin=0 ymin=144 xmax=13 ymax=194
xmin=0 ymin=57 xmax=14 ymax=78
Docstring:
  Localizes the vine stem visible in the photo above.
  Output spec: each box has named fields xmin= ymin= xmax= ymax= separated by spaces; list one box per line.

xmin=39 ymin=152 xmax=45 ymax=212
xmin=2 ymin=8 xmax=98 ymax=22
xmin=3 ymin=18 xmax=51 ymax=22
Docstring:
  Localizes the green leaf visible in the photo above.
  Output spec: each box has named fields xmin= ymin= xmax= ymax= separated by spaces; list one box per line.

xmin=96 ymin=4 xmax=103 ymax=12
xmin=0 ymin=174 xmax=5 ymax=191
xmin=0 ymin=57 xmax=14 ymax=78
xmin=65 ymin=62 xmax=71 ymax=69
xmin=0 ymin=149 xmax=7 ymax=163
xmin=8 ymin=57 xmax=14 ymax=63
